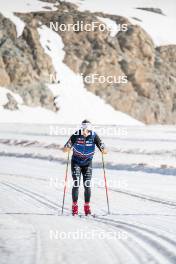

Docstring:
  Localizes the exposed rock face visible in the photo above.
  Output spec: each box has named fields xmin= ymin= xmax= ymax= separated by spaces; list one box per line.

xmin=118 ymin=25 xmax=155 ymax=64
xmin=0 ymin=13 xmax=56 ymax=111
xmin=1 ymin=1 xmax=176 ymax=124
xmin=0 ymin=57 xmax=10 ymax=86
xmin=29 ymin=3 xmax=176 ymax=124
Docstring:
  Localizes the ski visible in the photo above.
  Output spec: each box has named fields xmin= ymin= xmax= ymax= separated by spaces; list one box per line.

xmin=74 ymin=213 xmax=109 ymax=218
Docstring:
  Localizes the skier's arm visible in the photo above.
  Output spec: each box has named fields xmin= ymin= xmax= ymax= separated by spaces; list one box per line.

xmin=63 ymin=134 xmax=77 ymax=152
xmin=94 ymin=133 xmax=108 ymax=154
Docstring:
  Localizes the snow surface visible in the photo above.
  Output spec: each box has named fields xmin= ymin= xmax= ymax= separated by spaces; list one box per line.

xmin=2 ymin=0 xmax=176 ymax=45
xmin=1 ymin=124 xmax=176 ymax=264
xmin=66 ymin=0 xmax=176 ymax=46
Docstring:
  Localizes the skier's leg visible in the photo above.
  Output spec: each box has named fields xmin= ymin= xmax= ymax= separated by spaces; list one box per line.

xmin=71 ymin=160 xmax=81 ymax=203
xmin=82 ymin=161 xmax=92 ymax=203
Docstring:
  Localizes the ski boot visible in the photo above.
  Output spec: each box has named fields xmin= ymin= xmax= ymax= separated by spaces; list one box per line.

xmin=72 ymin=202 xmax=78 ymax=216
xmin=84 ymin=203 xmax=91 ymax=216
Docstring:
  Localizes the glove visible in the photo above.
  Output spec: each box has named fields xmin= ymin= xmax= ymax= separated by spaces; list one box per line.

xmin=63 ymin=147 xmax=71 ymax=153
xmin=101 ymin=148 xmax=108 ymax=154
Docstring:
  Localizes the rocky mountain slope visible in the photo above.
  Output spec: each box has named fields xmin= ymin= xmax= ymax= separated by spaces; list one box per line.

xmin=0 ymin=13 xmax=56 ymax=111
xmin=0 ymin=0 xmax=176 ymax=124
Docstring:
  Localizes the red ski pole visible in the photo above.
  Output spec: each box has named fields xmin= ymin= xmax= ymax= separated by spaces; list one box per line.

xmin=102 ymin=152 xmax=110 ymax=214
xmin=61 ymin=151 xmax=70 ymax=214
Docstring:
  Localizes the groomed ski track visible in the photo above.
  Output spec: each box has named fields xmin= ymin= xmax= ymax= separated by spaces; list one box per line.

xmin=0 ymin=124 xmax=176 ymax=264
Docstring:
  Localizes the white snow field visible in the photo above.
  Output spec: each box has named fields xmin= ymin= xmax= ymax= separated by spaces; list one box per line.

xmin=0 ymin=123 xmax=176 ymax=264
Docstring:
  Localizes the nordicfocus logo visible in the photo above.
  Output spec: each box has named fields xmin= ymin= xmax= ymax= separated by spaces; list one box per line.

xmin=50 ymin=21 xmax=128 ymax=33
xmin=81 ymin=73 xmax=128 ymax=84
xmin=49 ymin=177 xmax=128 ymax=189
xmin=49 ymin=125 xmax=128 ymax=137
xmin=49 ymin=73 xmax=128 ymax=84
xmin=49 ymin=228 xmax=128 ymax=240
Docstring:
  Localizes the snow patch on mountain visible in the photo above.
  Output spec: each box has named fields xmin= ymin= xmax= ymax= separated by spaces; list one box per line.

xmin=1 ymin=12 xmax=25 ymax=38
xmin=0 ymin=24 xmax=143 ymax=125
xmin=38 ymin=25 xmax=143 ymax=125
xmin=67 ymin=0 xmax=176 ymax=46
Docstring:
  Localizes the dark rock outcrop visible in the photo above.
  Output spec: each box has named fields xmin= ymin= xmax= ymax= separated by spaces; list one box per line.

xmin=4 ymin=93 xmax=18 ymax=110
xmin=136 ymin=7 xmax=165 ymax=16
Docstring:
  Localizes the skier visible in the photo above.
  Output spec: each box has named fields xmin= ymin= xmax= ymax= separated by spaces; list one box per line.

xmin=63 ymin=120 xmax=108 ymax=216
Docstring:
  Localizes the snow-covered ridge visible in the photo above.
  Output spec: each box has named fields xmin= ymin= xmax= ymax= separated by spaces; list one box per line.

xmin=0 ymin=0 xmax=58 ymax=37
xmin=1 ymin=0 xmax=176 ymax=45
xmin=67 ymin=0 xmax=176 ymax=46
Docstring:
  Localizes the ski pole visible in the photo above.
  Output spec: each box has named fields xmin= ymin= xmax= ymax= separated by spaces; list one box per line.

xmin=101 ymin=152 xmax=110 ymax=214
xmin=61 ymin=151 xmax=70 ymax=215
